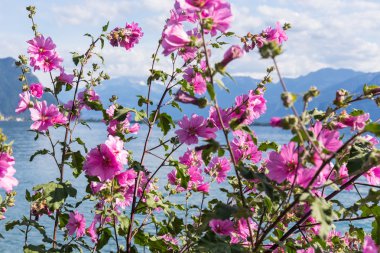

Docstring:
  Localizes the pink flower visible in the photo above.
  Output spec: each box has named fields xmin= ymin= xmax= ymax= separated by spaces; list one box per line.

xmin=330 ymin=164 xmax=353 ymax=191
xmin=297 ymin=248 xmax=315 ymax=253
xmin=87 ymin=219 xmax=98 ymax=242
xmin=117 ymin=170 xmax=137 ymax=188
xmin=196 ymin=183 xmax=210 ymax=193
xmin=310 ymin=121 xmax=342 ymax=154
xmin=230 ymin=218 xmax=257 ymax=245
xmin=27 ymin=35 xmax=56 ymax=61
xmin=201 ymin=0 xmax=233 ymax=36
xmin=59 ymin=70 xmax=74 ymax=84
xmin=105 ymin=135 xmax=129 ymax=165
xmin=219 ymin=45 xmax=244 ymax=68
xmin=175 ymin=114 xmax=216 ymax=145
xmin=337 ymin=111 xmax=370 ymax=131
xmin=209 ymin=219 xmax=234 ymax=236
xmin=188 ymin=166 xmax=204 ymax=187
xmin=66 ymin=211 xmax=86 ymax=238
xmin=205 ymin=156 xmax=231 ymax=183
xmin=162 ymin=24 xmax=191 ymax=56
xmin=15 ymin=92 xmax=32 ymax=114
xmin=296 ymin=159 xmax=331 ymax=189
xmin=363 ymin=135 xmax=379 ymax=146
xmin=0 ymin=153 xmax=18 ymax=192
xmin=83 ymin=144 xmax=123 ymax=181
xmin=29 ymin=83 xmax=44 ymax=99
xmin=30 ymin=101 xmax=66 ymax=131
xmin=181 ymin=0 xmax=212 ymax=10
xmin=106 ymin=105 xmax=140 ymax=136
xmin=363 ymin=235 xmax=379 ymax=253
xmin=179 ymin=148 xmax=203 ymax=167
xmin=108 ymin=22 xmax=144 ymax=51
xmin=231 ymin=131 xmax=261 ymax=163
xmin=78 ymin=89 xmax=100 ymax=110
xmin=265 ymin=22 xmax=288 ymax=45
xmin=183 ymin=67 xmax=207 ymax=95
xmin=193 ymin=73 xmax=207 ymax=95
xmin=31 ymin=52 xmax=63 ymax=72
xmin=365 ymin=166 xmax=380 ymax=185
xmin=208 ymin=106 xmax=232 ymax=130
xmin=90 ymin=182 xmax=105 ymax=194
xmin=232 ymin=92 xmax=267 ymax=125
xmin=168 ymin=2 xmax=197 ymax=25
xmin=267 ymin=142 xmax=299 ymax=183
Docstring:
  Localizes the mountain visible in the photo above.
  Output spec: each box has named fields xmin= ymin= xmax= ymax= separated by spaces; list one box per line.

xmin=0 ymin=57 xmax=55 ymax=117
xmin=1 ymin=56 xmax=379 ymax=121
xmin=82 ymin=68 xmax=379 ymax=122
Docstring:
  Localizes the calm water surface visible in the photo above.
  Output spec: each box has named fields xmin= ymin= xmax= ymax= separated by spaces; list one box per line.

xmin=0 ymin=121 xmax=372 ymax=251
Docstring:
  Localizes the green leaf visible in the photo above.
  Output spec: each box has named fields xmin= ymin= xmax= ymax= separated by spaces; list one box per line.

xmin=23 ymin=245 xmax=46 ymax=253
xmin=346 ymin=141 xmax=373 ymax=174
xmin=349 ymin=109 xmax=365 ymax=116
xmin=157 ymin=113 xmax=175 ymax=135
xmin=32 ymin=181 xmax=77 ymax=210
xmin=365 ymin=123 xmax=380 ymax=137
xmin=258 ymin=141 xmax=279 ymax=152
xmin=72 ymin=52 xmax=83 ymax=66
xmin=71 ymin=151 xmax=84 ymax=178
xmin=207 ymin=83 xmax=216 ymax=101
xmin=30 ymin=149 xmax=49 ymax=162
xmin=97 ymin=228 xmax=112 ymax=250
xmin=311 ymin=197 xmax=336 ymax=239
xmin=102 ymin=21 xmax=110 ymax=32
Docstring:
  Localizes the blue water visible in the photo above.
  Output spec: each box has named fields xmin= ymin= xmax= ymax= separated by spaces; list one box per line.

xmin=0 ymin=121 xmax=373 ymax=251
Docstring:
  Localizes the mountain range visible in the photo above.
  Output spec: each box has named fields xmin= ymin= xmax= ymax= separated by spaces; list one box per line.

xmin=1 ymin=57 xmax=379 ymax=122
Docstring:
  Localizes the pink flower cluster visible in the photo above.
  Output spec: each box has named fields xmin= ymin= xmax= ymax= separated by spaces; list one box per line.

xmin=16 ymin=87 xmax=67 ymax=131
xmin=27 ymin=35 xmax=62 ymax=72
xmin=204 ymin=156 xmax=231 ymax=183
xmin=335 ymin=110 xmax=370 ymax=131
xmin=105 ymin=105 xmax=140 ymax=136
xmin=231 ymin=130 xmax=261 ymax=163
xmin=30 ymin=101 xmax=67 ymax=131
xmin=209 ymin=218 xmax=257 ymax=245
xmin=183 ymin=61 xmax=208 ymax=95
xmin=168 ymin=148 xmax=210 ymax=192
xmin=0 ymin=152 xmax=18 ymax=192
xmin=84 ymin=136 xmax=128 ymax=182
xmin=108 ymin=22 xmax=143 ymax=51
xmin=162 ymin=0 xmax=233 ymax=58
xmin=243 ymin=21 xmax=288 ymax=52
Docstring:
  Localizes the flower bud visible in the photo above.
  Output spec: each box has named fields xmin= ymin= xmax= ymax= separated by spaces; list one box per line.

xmin=270 ymin=117 xmax=283 ymax=127
xmin=281 ymin=92 xmax=297 ymax=108
xmin=175 ymin=90 xmax=208 ymax=108
xmin=334 ymin=89 xmax=349 ymax=107
xmin=216 ymin=45 xmax=244 ymax=73
xmin=282 ymin=115 xmax=298 ymax=129
xmin=303 ymin=86 xmax=320 ymax=103
xmin=363 ymin=84 xmax=380 ymax=96
xmin=22 ymin=84 xmax=29 ymax=92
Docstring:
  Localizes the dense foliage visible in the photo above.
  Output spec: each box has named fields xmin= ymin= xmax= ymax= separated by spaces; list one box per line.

xmin=1 ymin=1 xmax=380 ymax=252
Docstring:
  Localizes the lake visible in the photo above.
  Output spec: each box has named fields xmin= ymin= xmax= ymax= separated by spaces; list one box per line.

xmin=0 ymin=121 xmax=372 ymax=251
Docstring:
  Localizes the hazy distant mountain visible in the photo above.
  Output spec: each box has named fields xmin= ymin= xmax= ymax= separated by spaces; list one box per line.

xmin=0 ymin=57 xmax=55 ymax=117
xmin=1 ymin=57 xmax=379 ymax=121
xmin=91 ymin=68 xmax=379 ymax=122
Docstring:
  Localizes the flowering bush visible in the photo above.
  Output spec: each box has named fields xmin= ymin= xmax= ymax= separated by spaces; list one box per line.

xmin=4 ymin=1 xmax=380 ymax=252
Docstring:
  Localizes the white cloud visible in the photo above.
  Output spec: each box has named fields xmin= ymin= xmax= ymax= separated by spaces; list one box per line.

xmin=2 ymin=0 xmax=380 ymax=83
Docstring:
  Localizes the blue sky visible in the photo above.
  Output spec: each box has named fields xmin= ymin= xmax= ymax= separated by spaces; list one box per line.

xmin=1 ymin=0 xmax=380 ymax=84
